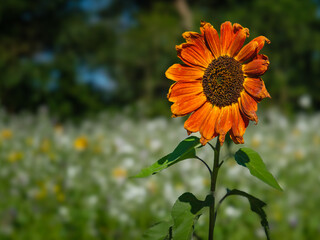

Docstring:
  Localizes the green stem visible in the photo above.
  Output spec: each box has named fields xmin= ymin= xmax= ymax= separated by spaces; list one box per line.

xmin=208 ymin=137 xmax=221 ymax=240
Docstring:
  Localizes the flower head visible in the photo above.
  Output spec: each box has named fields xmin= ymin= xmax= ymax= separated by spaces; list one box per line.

xmin=8 ymin=151 xmax=23 ymax=163
xmin=74 ymin=136 xmax=89 ymax=151
xmin=166 ymin=21 xmax=271 ymax=145
xmin=112 ymin=167 xmax=128 ymax=179
xmin=1 ymin=129 xmax=12 ymax=139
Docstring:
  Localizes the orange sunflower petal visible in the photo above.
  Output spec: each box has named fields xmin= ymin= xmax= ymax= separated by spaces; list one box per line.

xmin=232 ymin=23 xmax=244 ymax=33
xmin=167 ymin=81 xmax=203 ymax=102
xmin=239 ymin=91 xmax=258 ymax=123
xmin=199 ymin=105 xmax=220 ymax=145
xmin=243 ymin=77 xmax=271 ymax=100
xmin=229 ymin=103 xmax=249 ymax=144
xmin=165 ymin=64 xmax=204 ymax=82
xmin=220 ymin=21 xmax=233 ymax=55
xmin=200 ymin=21 xmax=221 ymax=59
xmin=182 ymin=31 xmax=203 ymax=44
xmin=252 ymin=36 xmax=271 ymax=53
xmin=176 ymin=42 xmax=211 ymax=69
xmin=171 ymin=93 xmax=207 ymax=117
xmin=167 ymin=21 xmax=270 ymax=145
xmin=184 ymin=101 xmax=212 ymax=134
xmin=182 ymin=31 xmax=213 ymax=62
xmin=234 ymin=41 xmax=258 ymax=63
xmin=227 ymin=27 xmax=249 ymax=57
xmin=243 ymin=55 xmax=269 ymax=77
xmin=215 ymin=105 xmax=233 ymax=145
xmin=229 ymin=130 xmax=244 ymax=144
xmin=254 ymin=54 xmax=269 ymax=61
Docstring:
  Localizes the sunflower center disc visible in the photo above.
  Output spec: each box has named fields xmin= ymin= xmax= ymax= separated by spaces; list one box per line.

xmin=202 ymin=56 xmax=245 ymax=107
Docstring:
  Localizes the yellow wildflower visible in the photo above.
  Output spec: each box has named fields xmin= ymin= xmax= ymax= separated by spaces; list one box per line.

xmin=202 ymin=178 xmax=210 ymax=187
xmin=35 ymin=190 xmax=47 ymax=200
xmin=147 ymin=180 xmax=158 ymax=194
xmin=35 ymin=186 xmax=47 ymax=200
xmin=49 ymin=152 xmax=56 ymax=161
xmin=40 ymin=139 xmax=51 ymax=153
xmin=174 ymin=182 xmax=184 ymax=190
xmin=74 ymin=136 xmax=88 ymax=151
xmin=1 ymin=129 xmax=12 ymax=139
xmin=8 ymin=151 xmax=23 ymax=163
xmin=251 ymin=136 xmax=261 ymax=148
xmin=294 ymin=150 xmax=304 ymax=161
xmin=112 ymin=167 xmax=127 ymax=179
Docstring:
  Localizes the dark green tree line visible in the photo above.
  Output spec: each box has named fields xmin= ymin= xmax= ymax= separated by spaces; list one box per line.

xmin=0 ymin=0 xmax=319 ymax=117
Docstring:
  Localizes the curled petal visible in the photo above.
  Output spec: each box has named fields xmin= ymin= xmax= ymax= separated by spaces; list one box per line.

xmin=229 ymin=130 xmax=244 ymax=144
xmin=254 ymin=54 xmax=269 ymax=61
xmin=228 ymin=27 xmax=249 ymax=57
xmin=182 ymin=31 xmax=203 ymax=43
xmin=243 ymin=77 xmax=271 ymax=100
xmin=167 ymin=81 xmax=203 ymax=102
xmin=235 ymin=41 xmax=258 ymax=63
xmin=176 ymin=43 xmax=211 ymax=69
xmin=239 ymin=91 xmax=258 ymax=123
xmin=182 ymin=31 xmax=213 ymax=62
xmin=165 ymin=64 xmax=204 ymax=82
xmin=200 ymin=21 xmax=221 ymax=58
xmin=232 ymin=23 xmax=244 ymax=33
xmin=171 ymin=93 xmax=207 ymax=117
xmin=220 ymin=21 xmax=233 ymax=55
xmin=184 ymin=102 xmax=212 ymax=134
xmin=252 ymin=36 xmax=270 ymax=53
xmin=199 ymin=105 xmax=220 ymax=144
xmin=215 ymin=106 xmax=233 ymax=145
xmin=243 ymin=57 xmax=269 ymax=77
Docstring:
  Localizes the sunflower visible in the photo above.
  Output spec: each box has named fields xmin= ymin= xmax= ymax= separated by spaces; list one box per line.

xmin=166 ymin=21 xmax=271 ymax=145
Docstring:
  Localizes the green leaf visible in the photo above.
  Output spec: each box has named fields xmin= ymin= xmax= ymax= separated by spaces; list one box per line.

xmin=222 ymin=189 xmax=270 ymax=240
xmin=133 ymin=136 xmax=201 ymax=178
xmin=142 ymin=221 xmax=173 ymax=240
xmin=171 ymin=192 xmax=213 ymax=240
xmin=234 ymin=148 xmax=282 ymax=191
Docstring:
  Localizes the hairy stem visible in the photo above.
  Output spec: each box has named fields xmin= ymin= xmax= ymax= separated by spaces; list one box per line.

xmin=208 ymin=138 xmax=221 ymax=240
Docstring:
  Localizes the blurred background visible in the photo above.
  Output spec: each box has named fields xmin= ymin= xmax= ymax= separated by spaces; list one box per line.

xmin=0 ymin=0 xmax=320 ymax=239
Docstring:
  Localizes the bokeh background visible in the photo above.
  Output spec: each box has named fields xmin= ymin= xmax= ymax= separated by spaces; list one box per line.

xmin=0 ymin=0 xmax=320 ymax=239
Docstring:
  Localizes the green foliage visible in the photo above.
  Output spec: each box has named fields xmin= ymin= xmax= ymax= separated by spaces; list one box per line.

xmin=133 ymin=136 xmax=201 ymax=178
xmin=171 ymin=193 xmax=213 ymax=240
xmin=142 ymin=221 xmax=173 ymax=240
xmin=0 ymin=0 xmax=116 ymax=118
xmin=142 ymin=192 xmax=213 ymax=240
xmin=221 ymin=189 xmax=270 ymax=240
xmin=234 ymin=148 xmax=282 ymax=191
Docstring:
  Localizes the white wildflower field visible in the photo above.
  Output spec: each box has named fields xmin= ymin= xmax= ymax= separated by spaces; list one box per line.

xmin=0 ymin=109 xmax=319 ymax=240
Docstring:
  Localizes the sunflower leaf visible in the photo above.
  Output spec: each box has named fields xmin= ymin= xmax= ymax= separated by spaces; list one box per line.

xmin=133 ymin=136 xmax=201 ymax=178
xmin=234 ymin=148 xmax=282 ymax=191
xmin=221 ymin=189 xmax=270 ymax=240
xmin=142 ymin=220 xmax=173 ymax=240
xmin=171 ymin=192 xmax=213 ymax=240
